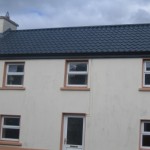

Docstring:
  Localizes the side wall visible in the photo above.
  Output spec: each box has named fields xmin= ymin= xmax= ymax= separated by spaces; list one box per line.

xmin=0 ymin=20 xmax=5 ymax=33
xmin=0 ymin=19 xmax=17 ymax=33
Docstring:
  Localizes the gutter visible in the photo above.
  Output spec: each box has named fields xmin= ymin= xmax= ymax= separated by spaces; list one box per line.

xmin=0 ymin=51 xmax=150 ymax=60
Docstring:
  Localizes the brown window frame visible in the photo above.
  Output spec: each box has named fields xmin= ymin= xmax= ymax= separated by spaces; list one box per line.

xmin=140 ymin=120 xmax=150 ymax=149
xmin=0 ymin=115 xmax=22 ymax=146
xmin=139 ymin=59 xmax=150 ymax=91
xmin=0 ymin=62 xmax=25 ymax=90
xmin=61 ymin=60 xmax=90 ymax=91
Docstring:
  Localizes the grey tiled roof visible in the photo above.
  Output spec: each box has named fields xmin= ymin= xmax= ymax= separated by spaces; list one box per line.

xmin=0 ymin=23 xmax=150 ymax=58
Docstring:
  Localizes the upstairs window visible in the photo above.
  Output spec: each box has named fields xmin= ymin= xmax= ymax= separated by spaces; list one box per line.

xmin=143 ymin=61 xmax=150 ymax=87
xmin=0 ymin=116 xmax=20 ymax=141
xmin=5 ymin=63 xmax=24 ymax=87
xmin=141 ymin=121 xmax=150 ymax=148
xmin=66 ymin=60 xmax=88 ymax=87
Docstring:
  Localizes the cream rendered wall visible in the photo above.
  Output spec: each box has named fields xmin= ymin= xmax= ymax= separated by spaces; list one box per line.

xmin=0 ymin=60 xmax=91 ymax=150
xmin=0 ymin=58 xmax=149 ymax=150
xmin=0 ymin=20 xmax=5 ymax=33
xmin=88 ymin=58 xmax=144 ymax=150
xmin=0 ymin=19 xmax=17 ymax=33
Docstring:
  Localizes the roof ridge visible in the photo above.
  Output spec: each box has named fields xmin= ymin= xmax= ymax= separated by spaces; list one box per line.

xmin=15 ymin=22 xmax=150 ymax=32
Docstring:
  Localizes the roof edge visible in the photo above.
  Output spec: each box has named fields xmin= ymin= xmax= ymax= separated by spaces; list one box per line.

xmin=0 ymin=16 xmax=19 ymax=27
xmin=0 ymin=51 xmax=150 ymax=60
xmin=16 ymin=22 xmax=150 ymax=32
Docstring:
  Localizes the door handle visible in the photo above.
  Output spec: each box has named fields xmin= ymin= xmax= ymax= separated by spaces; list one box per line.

xmin=64 ymin=138 xmax=67 ymax=144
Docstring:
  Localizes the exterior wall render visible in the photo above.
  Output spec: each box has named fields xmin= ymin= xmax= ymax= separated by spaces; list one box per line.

xmin=0 ymin=18 xmax=17 ymax=33
xmin=0 ymin=58 xmax=149 ymax=150
xmin=0 ymin=20 xmax=4 ymax=33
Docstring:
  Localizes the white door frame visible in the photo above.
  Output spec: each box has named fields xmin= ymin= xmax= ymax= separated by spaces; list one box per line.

xmin=62 ymin=114 xmax=86 ymax=150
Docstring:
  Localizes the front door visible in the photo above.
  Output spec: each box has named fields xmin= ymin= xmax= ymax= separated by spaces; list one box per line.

xmin=63 ymin=115 xmax=85 ymax=150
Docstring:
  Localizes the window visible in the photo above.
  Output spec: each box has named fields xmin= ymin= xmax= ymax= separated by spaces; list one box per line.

xmin=5 ymin=63 xmax=24 ymax=87
xmin=141 ymin=121 xmax=150 ymax=148
xmin=0 ymin=116 xmax=20 ymax=141
xmin=66 ymin=61 xmax=88 ymax=87
xmin=143 ymin=61 xmax=150 ymax=87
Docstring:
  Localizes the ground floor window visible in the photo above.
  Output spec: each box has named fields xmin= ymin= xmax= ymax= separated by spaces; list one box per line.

xmin=0 ymin=115 xmax=20 ymax=141
xmin=141 ymin=121 xmax=150 ymax=148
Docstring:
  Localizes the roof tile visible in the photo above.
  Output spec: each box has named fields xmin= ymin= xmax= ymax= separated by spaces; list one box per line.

xmin=0 ymin=23 xmax=150 ymax=57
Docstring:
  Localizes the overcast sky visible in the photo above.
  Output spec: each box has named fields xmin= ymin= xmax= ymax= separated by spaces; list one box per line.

xmin=1 ymin=0 xmax=150 ymax=29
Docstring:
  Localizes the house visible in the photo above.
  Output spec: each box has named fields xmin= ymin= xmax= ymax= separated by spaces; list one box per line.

xmin=0 ymin=14 xmax=150 ymax=150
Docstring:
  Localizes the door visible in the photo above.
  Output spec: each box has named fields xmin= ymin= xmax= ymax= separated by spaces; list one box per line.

xmin=63 ymin=115 xmax=85 ymax=150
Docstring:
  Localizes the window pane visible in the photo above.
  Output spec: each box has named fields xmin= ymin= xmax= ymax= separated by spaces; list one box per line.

xmin=7 ymin=75 xmax=23 ymax=85
xmin=4 ymin=117 xmax=20 ymax=126
xmin=2 ymin=128 xmax=19 ymax=139
xmin=142 ymin=135 xmax=150 ymax=147
xmin=69 ymin=63 xmax=87 ymax=72
xmin=146 ymin=62 xmax=150 ymax=71
xmin=67 ymin=118 xmax=83 ymax=145
xmin=8 ymin=65 xmax=24 ymax=72
xmin=68 ymin=75 xmax=87 ymax=85
xmin=144 ymin=123 xmax=150 ymax=132
xmin=145 ymin=74 xmax=150 ymax=85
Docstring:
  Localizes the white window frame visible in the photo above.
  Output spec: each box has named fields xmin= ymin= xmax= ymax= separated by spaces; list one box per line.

xmin=63 ymin=115 xmax=86 ymax=150
xmin=5 ymin=63 xmax=24 ymax=87
xmin=66 ymin=61 xmax=88 ymax=87
xmin=0 ymin=116 xmax=20 ymax=141
xmin=141 ymin=121 xmax=150 ymax=149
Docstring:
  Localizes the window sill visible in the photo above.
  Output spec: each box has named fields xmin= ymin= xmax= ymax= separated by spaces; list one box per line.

xmin=139 ymin=87 xmax=150 ymax=91
xmin=60 ymin=87 xmax=90 ymax=91
xmin=0 ymin=87 xmax=25 ymax=90
xmin=140 ymin=148 xmax=150 ymax=150
xmin=0 ymin=140 xmax=22 ymax=146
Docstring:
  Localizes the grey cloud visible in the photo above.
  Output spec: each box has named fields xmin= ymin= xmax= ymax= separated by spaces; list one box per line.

xmin=130 ymin=9 xmax=150 ymax=23
xmin=1 ymin=0 xmax=150 ymax=29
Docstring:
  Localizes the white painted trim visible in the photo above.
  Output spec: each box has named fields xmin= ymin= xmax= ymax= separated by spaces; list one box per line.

xmin=67 ymin=61 xmax=88 ymax=86
xmin=0 ymin=116 xmax=20 ymax=141
xmin=5 ymin=63 xmax=24 ymax=86
xmin=141 ymin=121 xmax=150 ymax=149
xmin=63 ymin=115 xmax=85 ymax=150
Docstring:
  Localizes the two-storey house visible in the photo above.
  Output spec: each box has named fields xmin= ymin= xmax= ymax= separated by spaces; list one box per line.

xmin=0 ymin=15 xmax=150 ymax=150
